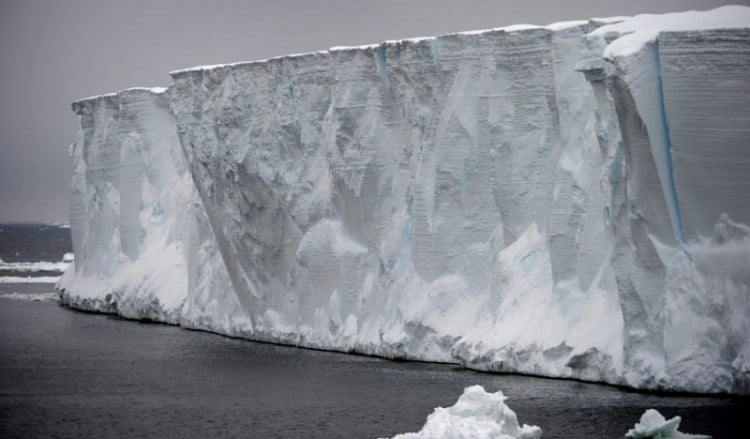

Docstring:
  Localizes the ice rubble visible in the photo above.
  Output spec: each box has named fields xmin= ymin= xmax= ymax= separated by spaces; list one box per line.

xmin=388 ymin=385 xmax=541 ymax=439
xmin=59 ymin=6 xmax=750 ymax=394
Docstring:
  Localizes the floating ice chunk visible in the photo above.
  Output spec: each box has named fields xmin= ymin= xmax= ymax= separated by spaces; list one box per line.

xmin=625 ymin=409 xmax=710 ymax=439
xmin=388 ymin=385 xmax=541 ymax=439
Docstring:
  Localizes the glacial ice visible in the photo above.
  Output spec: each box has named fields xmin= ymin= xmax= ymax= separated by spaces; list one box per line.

xmin=388 ymin=385 xmax=541 ymax=439
xmin=57 ymin=88 xmax=242 ymax=330
xmin=58 ymin=6 xmax=750 ymax=394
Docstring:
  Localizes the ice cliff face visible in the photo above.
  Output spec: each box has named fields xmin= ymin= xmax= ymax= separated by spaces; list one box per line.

xmin=168 ymin=20 xmax=629 ymax=384
xmin=58 ymin=88 xmax=244 ymax=333
xmin=59 ymin=6 xmax=750 ymax=394
xmin=574 ymin=7 xmax=750 ymax=393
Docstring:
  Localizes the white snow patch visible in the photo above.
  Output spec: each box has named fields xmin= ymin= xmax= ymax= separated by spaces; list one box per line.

xmin=593 ymin=6 xmax=750 ymax=58
xmin=546 ymin=20 xmax=588 ymax=31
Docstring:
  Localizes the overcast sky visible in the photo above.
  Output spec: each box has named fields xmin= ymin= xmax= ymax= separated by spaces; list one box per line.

xmin=0 ymin=0 xmax=744 ymax=223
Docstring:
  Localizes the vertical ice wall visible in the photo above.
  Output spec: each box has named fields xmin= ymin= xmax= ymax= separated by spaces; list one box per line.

xmin=58 ymin=88 xmax=242 ymax=331
xmin=576 ymin=6 xmax=750 ymax=393
xmin=68 ymin=94 xmax=121 ymax=278
xmin=169 ymin=22 xmax=629 ymax=384
xmin=60 ymin=6 xmax=750 ymax=394
xmin=660 ymin=29 xmax=750 ymax=237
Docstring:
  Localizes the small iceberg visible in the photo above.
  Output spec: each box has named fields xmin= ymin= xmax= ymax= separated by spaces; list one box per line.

xmin=388 ymin=385 xmax=541 ymax=439
xmin=626 ymin=409 xmax=710 ymax=439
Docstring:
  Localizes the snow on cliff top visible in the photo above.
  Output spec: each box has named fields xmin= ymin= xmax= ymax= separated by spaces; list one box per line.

xmin=168 ymin=19 xmax=595 ymax=76
xmin=74 ymin=87 xmax=167 ymax=105
xmin=597 ymin=5 xmax=750 ymax=59
xmin=170 ymin=6 xmax=750 ymax=76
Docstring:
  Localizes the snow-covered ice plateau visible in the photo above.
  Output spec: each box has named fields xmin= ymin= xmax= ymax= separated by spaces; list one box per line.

xmin=59 ymin=6 xmax=750 ymax=394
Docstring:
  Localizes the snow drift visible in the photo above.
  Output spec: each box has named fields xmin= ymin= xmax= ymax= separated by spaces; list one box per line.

xmin=59 ymin=6 xmax=750 ymax=394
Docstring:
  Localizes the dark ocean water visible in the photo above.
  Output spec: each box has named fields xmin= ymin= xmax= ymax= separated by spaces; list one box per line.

xmin=0 ymin=223 xmax=71 ymax=263
xmin=0 ymin=225 xmax=747 ymax=438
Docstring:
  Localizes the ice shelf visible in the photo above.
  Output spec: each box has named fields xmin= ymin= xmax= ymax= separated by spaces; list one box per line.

xmin=60 ymin=6 xmax=750 ymax=394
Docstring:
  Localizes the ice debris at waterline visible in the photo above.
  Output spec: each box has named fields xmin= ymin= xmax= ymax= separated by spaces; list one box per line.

xmin=58 ymin=6 xmax=750 ymax=394
xmin=387 ymin=385 xmax=541 ymax=439
xmin=625 ymin=409 xmax=710 ymax=439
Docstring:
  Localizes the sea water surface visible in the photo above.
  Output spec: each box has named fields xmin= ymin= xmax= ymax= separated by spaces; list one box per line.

xmin=0 ymin=225 xmax=746 ymax=438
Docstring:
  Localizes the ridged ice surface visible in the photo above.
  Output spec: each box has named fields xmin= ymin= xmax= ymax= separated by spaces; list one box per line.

xmin=575 ymin=6 xmax=750 ymax=393
xmin=58 ymin=88 xmax=242 ymax=332
xmin=60 ymin=6 xmax=750 ymax=394
xmin=168 ymin=22 xmax=627 ymax=385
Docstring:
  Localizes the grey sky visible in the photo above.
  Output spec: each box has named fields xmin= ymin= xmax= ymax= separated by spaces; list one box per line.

xmin=0 ymin=0 xmax=744 ymax=223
